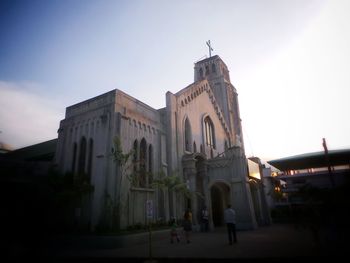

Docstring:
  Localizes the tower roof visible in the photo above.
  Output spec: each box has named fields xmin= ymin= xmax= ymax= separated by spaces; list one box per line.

xmin=195 ymin=55 xmax=219 ymax=64
xmin=194 ymin=55 xmax=228 ymax=69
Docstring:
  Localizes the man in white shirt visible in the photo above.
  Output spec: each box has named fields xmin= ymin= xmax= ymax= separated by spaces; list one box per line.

xmin=224 ymin=204 xmax=237 ymax=245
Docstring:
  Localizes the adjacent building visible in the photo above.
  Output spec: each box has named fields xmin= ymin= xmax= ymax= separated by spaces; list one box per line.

xmin=267 ymin=149 xmax=350 ymax=204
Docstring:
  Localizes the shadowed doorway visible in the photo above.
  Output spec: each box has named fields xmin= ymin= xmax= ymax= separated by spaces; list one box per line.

xmin=210 ymin=182 xmax=230 ymax=226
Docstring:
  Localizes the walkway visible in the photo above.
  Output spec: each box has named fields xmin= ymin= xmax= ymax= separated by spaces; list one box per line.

xmin=41 ymin=223 xmax=333 ymax=262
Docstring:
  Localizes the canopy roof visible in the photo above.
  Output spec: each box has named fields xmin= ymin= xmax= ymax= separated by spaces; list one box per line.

xmin=267 ymin=149 xmax=350 ymax=171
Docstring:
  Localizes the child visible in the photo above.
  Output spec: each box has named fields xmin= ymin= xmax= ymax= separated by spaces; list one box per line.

xmin=170 ymin=218 xmax=180 ymax=243
xmin=183 ymin=209 xmax=192 ymax=243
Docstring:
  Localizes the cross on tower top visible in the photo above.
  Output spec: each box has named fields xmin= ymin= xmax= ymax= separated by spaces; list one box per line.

xmin=206 ymin=40 xmax=213 ymax=57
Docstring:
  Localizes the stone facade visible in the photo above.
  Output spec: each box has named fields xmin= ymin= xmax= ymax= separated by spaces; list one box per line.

xmin=55 ymin=55 xmax=260 ymax=231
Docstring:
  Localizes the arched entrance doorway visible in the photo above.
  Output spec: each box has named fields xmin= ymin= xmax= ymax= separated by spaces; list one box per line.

xmin=210 ymin=182 xmax=230 ymax=226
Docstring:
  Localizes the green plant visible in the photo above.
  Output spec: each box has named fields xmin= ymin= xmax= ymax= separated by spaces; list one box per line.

xmin=111 ymin=136 xmax=141 ymax=187
xmin=151 ymin=170 xmax=203 ymax=200
xmin=109 ymin=136 xmax=139 ymax=230
xmin=47 ymin=169 xmax=94 ymax=206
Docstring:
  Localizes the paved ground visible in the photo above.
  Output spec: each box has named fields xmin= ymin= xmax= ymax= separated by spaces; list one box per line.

xmin=33 ymin=223 xmax=339 ymax=262
xmin=6 ymin=223 xmax=344 ymax=262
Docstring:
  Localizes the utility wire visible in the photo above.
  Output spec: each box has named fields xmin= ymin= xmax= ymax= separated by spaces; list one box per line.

xmin=242 ymin=125 xmax=255 ymax=158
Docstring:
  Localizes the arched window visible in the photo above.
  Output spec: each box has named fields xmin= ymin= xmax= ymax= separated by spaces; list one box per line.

xmin=78 ymin=137 xmax=87 ymax=175
xmin=148 ymin=145 xmax=153 ymax=185
xmin=199 ymin=68 xmax=203 ymax=78
xmin=140 ymin=138 xmax=147 ymax=188
xmin=193 ymin=141 xmax=197 ymax=153
xmin=205 ymin=65 xmax=209 ymax=75
xmin=71 ymin=143 xmax=77 ymax=173
xmin=184 ymin=117 xmax=192 ymax=152
xmin=204 ymin=116 xmax=215 ymax=149
xmin=212 ymin=63 xmax=216 ymax=73
xmin=133 ymin=139 xmax=138 ymax=173
xmin=87 ymin=138 xmax=93 ymax=181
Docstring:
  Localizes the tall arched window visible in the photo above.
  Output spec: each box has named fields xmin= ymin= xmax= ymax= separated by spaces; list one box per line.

xmin=148 ymin=145 xmax=153 ymax=185
xmin=212 ymin=63 xmax=216 ymax=73
xmin=71 ymin=143 xmax=77 ymax=173
xmin=184 ymin=117 xmax=192 ymax=152
xmin=205 ymin=65 xmax=210 ymax=75
xmin=78 ymin=137 xmax=87 ymax=175
xmin=87 ymin=138 xmax=93 ymax=181
xmin=204 ymin=116 xmax=215 ymax=149
xmin=193 ymin=141 xmax=197 ymax=153
xmin=139 ymin=138 xmax=147 ymax=188
xmin=133 ymin=139 xmax=138 ymax=173
xmin=199 ymin=68 xmax=203 ymax=78
xmin=224 ymin=140 xmax=228 ymax=152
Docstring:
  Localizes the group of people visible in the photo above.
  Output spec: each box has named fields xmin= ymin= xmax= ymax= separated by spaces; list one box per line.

xmin=170 ymin=208 xmax=192 ymax=244
xmin=170 ymin=204 xmax=237 ymax=245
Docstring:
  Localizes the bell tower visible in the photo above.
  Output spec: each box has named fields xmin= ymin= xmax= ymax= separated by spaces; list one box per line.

xmin=194 ymin=55 xmax=243 ymax=148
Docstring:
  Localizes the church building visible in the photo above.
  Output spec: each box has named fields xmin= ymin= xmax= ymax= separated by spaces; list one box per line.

xmin=55 ymin=55 xmax=260 ymax=231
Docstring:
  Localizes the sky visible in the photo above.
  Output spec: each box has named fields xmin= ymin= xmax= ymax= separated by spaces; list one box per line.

xmin=0 ymin=0 xmax=349 ymax=161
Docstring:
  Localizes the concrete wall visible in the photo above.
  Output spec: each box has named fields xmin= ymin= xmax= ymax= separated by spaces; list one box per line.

xmin=56 ymin=89 xmax=167 ymax=230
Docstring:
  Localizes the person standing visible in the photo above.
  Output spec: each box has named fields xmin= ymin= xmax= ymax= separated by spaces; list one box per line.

xmin=201 ymin=205 xmax=209 ymax=232
xmin=183 ymin=208 xmax=192 ymax=243
xmin=170 ymin=218 xmax=180 ymax=243
xmin=224 ymin=204 xmax=237 ymax=245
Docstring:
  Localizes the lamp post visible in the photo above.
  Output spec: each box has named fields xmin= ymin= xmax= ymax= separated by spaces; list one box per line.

xmin=322 ymin=138 xmax=335 ymax=188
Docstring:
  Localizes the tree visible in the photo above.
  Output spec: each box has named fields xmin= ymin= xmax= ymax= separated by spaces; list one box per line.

xmin=111 ymin=136 xmax=203 ymax=227
xmin=45 ymin=168 xmax=94 ymax=232
xmin=152 ymin=171 xmax=192 ymax=198
xmin=112 ymin=136 xmax=145 ymax=187
xmin=108 ymin=136 xmax=135 ymax=230
xmin=151 ymin=170 xmax=204 ymax=220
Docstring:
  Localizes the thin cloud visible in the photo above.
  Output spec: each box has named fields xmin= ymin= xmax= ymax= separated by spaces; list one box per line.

xmin=0 ymin=81 xmax=64 ymax=149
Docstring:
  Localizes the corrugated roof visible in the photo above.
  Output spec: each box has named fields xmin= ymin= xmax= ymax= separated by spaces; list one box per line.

xmin=267 ymin=149 xmax=350 ymax=171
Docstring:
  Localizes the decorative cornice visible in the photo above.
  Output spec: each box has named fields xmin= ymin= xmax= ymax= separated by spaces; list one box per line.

xmin=176 ymin=80 xmax=231 ymax=139
xmin=207 ymin=147 xmax=245 ymax=168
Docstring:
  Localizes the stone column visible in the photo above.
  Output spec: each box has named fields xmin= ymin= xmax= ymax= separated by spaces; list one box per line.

xmin=182 ymin=155 xmax=198 ymax=225
xmin=198 ymin=161 xmax=211 ymax=229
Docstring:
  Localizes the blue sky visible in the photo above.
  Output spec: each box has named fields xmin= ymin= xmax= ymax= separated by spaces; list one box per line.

xmin=0 ymin=0 xmax=349 ymax=161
